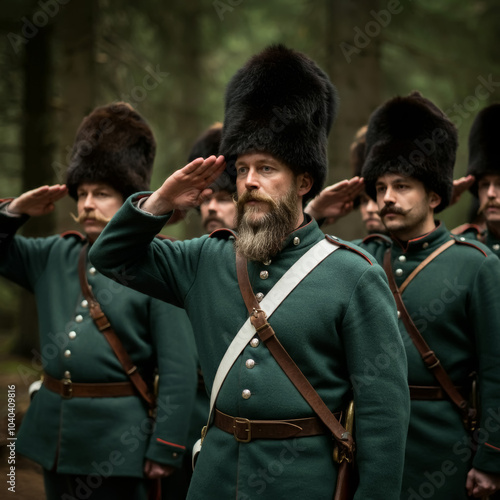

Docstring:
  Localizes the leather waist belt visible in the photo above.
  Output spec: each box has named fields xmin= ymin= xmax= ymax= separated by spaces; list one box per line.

xmin=43 ymin=373 xmax=137 ymax=399
xmin=214 ymin=409 xmax=334 ymax=442
xmin=410 ymin=385 xmax=465 ymax=401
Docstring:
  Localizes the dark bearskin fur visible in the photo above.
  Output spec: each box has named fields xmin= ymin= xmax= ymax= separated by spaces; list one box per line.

xmin=467 ymin=103 xmax=500 ymax=197
xmin=219 ymin=44 xmax=338 ymax=202
xmin=66 ymin=102 xmax=156 ymax=200
xmin=361 ymin=91 xmax=457 ymax=213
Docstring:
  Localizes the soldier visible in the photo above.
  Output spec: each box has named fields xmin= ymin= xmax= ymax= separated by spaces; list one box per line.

xmin=357 ymin=91 xmax=500 ymax=499
xmin=453 ymin=103 xmax=500 ymax=256
xmin=90 ymin=45 xmax=410 ymax=499
xmin=0 ymin=102 xmax=197 ymax=500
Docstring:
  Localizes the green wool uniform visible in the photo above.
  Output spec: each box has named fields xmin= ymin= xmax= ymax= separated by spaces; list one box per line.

xmin=453 ymin=223 xmax=500 ymax=257
xmin=0 ymin=201 xmax=198 ymax=492
xmin=359 ymin=222 xmax=500 ymax=500
xmin=89 ymin=194 xmax=411 ymax=500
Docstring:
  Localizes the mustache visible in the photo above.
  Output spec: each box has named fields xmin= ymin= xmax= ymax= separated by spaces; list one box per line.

xmin=477 ymin=200 xmax=500 ymax=215
xmin=237 ymin=190 xmax=278 ymax=211
xmin=70 ymin=210 xmax=111 ymax=225
xmin=379 ymin=205 xmax=408 ymax=217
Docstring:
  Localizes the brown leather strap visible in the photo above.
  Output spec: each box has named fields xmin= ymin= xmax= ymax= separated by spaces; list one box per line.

xmin=78 ymin=244 xmax=155 ymax=408
xmin=383 ymin=246 xmax=476 ymax=427
xmin=235 ymin=253 xmax=354 ymax=458
xmin=409 ymin=385 xmax=466 ymax=401
xmin=43 ymin=372 xmax=137 ymax=398
xmin=399 ymin=239 xmax=455 ymax=294
xmin=214 ymin=409 xmax=331 ymax=441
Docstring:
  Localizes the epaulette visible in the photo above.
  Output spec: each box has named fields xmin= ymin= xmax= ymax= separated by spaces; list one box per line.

xmin=360 ymin=233 xmax=393 ymax=246
xmin=451 ymin=234 xmax=488 ymax=257
xmin=60 ymin=230 xmax=85 ymax=241
xmin=451 ymin=223 xmax=484 ymax=237
xmin=209 ymin=228 xmax=237 ymax=239
xmin=326 ymin=235 xmax=373 ymax=265
xmin=155 ymin=234 xmax=177 ymax=242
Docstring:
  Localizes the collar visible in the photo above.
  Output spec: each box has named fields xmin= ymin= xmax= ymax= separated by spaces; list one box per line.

xmin=392 ymin=221 xmax=450 ymax=253
xmin=280 ymin=213 xmax=321 ymax=250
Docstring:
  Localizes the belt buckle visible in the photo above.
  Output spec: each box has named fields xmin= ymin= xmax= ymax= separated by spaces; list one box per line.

xmin=233 ymin=418 xmax=251 ymax=443
xmin=62 ymin=378 xmax=73 ymax=399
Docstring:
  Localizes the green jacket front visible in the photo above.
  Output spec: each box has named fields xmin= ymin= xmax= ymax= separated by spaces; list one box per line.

xmin=360 ymin=222 xmax=500 ymax=499
xmin=0 ymin=203 xmax=198 ymax=477
xmin=89 ymin=194 xmax=411 ymax=500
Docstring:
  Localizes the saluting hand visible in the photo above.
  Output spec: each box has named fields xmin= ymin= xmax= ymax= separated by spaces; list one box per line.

xmin=305 ymin=176 xmax=364 ymax=224
xmin=8 ymin=184 xmax=68 ymax=217
xmin=142 ymin=156 xmax=226 ymax=216
xmin=450 ymin=175 xmax=475 ymax=206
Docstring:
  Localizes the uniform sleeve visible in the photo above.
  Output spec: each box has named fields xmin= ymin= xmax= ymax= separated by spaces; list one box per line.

xmin=0 ymin=201 xmax=53 ymax=291
xmin=342 ymin=263 xmax=411 ymax=500
xmin=470 ymin=255 xmax=500 ymax=473
xmin=145 ymin=298 xmax=198 ymax=467
xmin=89 ymin=193 xmax=205 ymax=309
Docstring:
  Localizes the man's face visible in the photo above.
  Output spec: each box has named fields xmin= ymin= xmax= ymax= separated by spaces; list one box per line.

xmin=477 ymin=174 xmax=500 ymax=229
xmin=200 ymin=190 xmax=236 ymax=233
xmin=359 ymin=191 xmax=385 ymax=234
xmin=76 ymin=183 xmax=123 ymax=242
xmin=375 ymin=173 xmax=440 ymax=240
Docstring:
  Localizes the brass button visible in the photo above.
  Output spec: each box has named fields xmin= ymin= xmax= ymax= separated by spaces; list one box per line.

xmin=263 ymin=259 xmax=271 ymax=265
xmin=395 ymin=269 xmax=403 ymax=277
xmin=255 ymin=292 xmax=264 ymax=302
xmin=64 ymin=371 xmax=71 ymax=379
xmin=68 ymin=331 xmax=76 ymax=340
xmin=89 ymin=267 xmax=97 ymax=275
xmin=493 ymin=244 xmax=500 ymax=251
xmin=75 ymin=315 xmax=83 ymax=323
xmin=398 ymin=255 xmax=406 ymax=262
xmin=242 ymin=389 xmax=251 ymax=399
xmin=397 ymin=311 xmax=401 ymax=319
xmin=293 ymin=237 xmax=300 ymax=246
xmin=172 ymin=452 xmax=178 ymax=458
xmin=422 ymin=242 xmax=429 ymax=249
xmin=81 ymin=300 xmax=88 ymax=308
xmin=245 ymin=359 xmax=255 ymax=369
xmin=260 ymin=270 xmax=269 ymax=280
xmin=64 ymin=350 xmax=71 ymax=358
xmin=250 ymin=338 xmax=260 ymax=348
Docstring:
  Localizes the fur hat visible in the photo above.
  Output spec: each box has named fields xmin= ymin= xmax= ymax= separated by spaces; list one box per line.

xmin=467 ymin=103 xmax=500 ymax=197
xmin=66 ymin=102 xmax=156 ymax=200
xmin=187 ymin=122 xmax=236 ymax=196
xmin=362 ymin=91 xmax=457 ymax=213
xmin=219 ymin=44 xmax=338 ymax=202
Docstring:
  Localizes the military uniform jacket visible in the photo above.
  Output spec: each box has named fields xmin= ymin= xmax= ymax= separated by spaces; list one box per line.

xmin=89 ymin=194 xmax=411 ymax=500
xmin=453 ymin=223 xmax=500 ymax=257
xmin=0 ymin=202 xmax=198 ymax=477
xmin=360 ymin=222 xmax=500 ymax=499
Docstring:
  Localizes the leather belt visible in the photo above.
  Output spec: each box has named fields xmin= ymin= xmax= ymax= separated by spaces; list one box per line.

xmin=214 ymin=409 xmax=334 ymax=443
xmin=43 ymin=372 xmax=137 ymax=399
xmin=409 ymin=385 xmax=465 ymax=401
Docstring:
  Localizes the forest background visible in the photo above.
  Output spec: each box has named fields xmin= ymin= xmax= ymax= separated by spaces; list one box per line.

xmin=1 ymin=0 xmax=499 ymax=362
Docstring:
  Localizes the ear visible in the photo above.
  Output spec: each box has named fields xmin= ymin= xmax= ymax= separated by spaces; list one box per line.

xmin=428 ymin=191 xmax=442 ymax=210
xmin=296 ymin=173 xmax=313 ymax=197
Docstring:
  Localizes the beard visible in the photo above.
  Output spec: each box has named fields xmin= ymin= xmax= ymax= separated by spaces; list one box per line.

xmin=234 ymin=187 xmax=300 ymax=262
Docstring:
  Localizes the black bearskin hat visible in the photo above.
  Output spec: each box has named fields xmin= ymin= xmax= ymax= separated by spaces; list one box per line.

xmin=187 ymin=122 xmax=236 ymax=196
xmin=362 ymin=91 xmax=457 ymax=213
xmin=66 ymin=102 xmax=155 ymax=200
xmin=219 ymin=44 xmax=338 ymax=202
xmin=467 ymin=103 xmax=500 ymax=197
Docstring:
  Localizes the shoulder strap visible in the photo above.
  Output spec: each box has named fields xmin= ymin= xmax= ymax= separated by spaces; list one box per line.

xmin=236 ymin=240 xmax=354 ymax=458
xmin=206 ymin=239 xmax=340 ymax=431
xmin=78 ymin=244 xmax=155 ymax=408
xmin=382 ymin=245 xmax=476 ymax=427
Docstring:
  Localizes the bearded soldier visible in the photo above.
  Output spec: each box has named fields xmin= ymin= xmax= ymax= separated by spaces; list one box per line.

xmin=90 ymin=45 xmax=410 ymax=500
xmin=0 ymin=102 xmax=197 ymax=500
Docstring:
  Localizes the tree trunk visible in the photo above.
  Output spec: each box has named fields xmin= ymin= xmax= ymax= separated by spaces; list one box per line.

xmin=323 ymin=0 xmax=382 ymax=240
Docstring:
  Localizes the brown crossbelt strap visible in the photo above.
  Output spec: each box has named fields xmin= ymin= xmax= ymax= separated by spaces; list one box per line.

xmin=214 ymin=409 xmax=332 ymax=441
xmin=78 ymin=244 xmax=155 ymax=408
xmin=235 ymin=252 xmax=354 ymax=459
xmin=43 ymin=372 xmax=136 ymax=398
xmin=383 ymin=245 xmax=477 ymax=428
